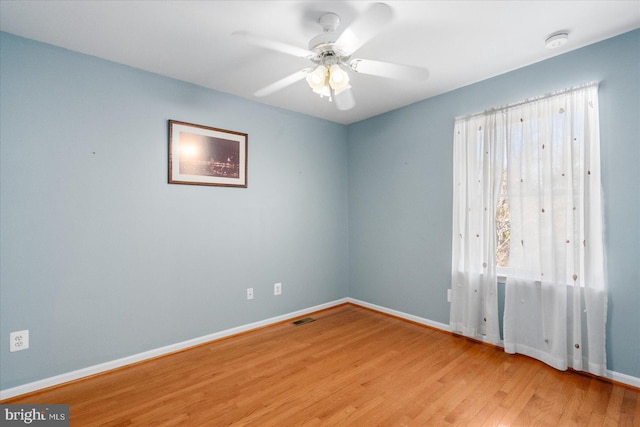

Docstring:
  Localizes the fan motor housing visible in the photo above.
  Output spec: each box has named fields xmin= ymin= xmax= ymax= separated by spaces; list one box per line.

xmin=309 ymin=35 xmax=340 ymax=55
xmin=309 ymin=12 xmax=347 ymax=57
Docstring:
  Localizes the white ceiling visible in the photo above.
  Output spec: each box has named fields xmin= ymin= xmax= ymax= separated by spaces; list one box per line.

xmin=1 ymin=1 xmax=639 ymax=124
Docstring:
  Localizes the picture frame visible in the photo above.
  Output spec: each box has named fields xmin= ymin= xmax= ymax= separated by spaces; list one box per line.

xmin=168 ymin=120 xmax=248 ymax=187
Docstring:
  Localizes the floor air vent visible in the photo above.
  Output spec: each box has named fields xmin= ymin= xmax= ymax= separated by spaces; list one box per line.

xmin=292 ymin=317 xmax=315 ymax=326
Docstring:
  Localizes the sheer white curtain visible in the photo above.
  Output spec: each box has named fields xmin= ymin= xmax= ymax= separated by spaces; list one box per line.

xmin=503 ymin=84 xmax=607 ymax=376
xmin=450 ymin=114 xmax=505 ymax=345
xmin=451 ymin=83 xmax=607 ymax=375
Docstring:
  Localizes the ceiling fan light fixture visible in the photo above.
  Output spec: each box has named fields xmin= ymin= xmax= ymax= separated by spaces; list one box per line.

xmin=243 ymin=2 xmax=423 ymax=112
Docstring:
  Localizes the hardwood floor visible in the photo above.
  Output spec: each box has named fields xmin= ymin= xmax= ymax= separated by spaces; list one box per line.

xmin=4 ymin=304 xmax=639 ymax=426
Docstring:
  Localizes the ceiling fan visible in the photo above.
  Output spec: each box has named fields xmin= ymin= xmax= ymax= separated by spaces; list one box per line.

xmin=234 ymin=2 xmax=429 ymax=111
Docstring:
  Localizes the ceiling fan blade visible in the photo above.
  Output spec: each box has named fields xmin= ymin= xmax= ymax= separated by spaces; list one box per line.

xmin=349 ymin=58 xmax=429 ymax=82
xmin=333 ymin=88 xmax=356 ymax=111
xmin=233 ymin=31 xmax=315 ymax=59
xmin=333 ymin=3 xmax=393 ymax=56
xmin=254 ymin=69 xmax=311 ymax=97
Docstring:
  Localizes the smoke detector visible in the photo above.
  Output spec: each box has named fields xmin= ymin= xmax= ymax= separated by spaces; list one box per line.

xmin=545 ymin=32 xmax=569 ymax=49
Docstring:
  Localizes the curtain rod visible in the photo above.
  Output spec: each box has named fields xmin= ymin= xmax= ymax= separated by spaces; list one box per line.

xmin=455 ymin=81 xmax=599 ymax=121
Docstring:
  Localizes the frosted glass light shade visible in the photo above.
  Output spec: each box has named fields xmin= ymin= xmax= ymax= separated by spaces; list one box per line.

xmin=329 ymin=64 xmax=349 ymax=91
xmin=306 ymin=66 xmax=327 ymax=91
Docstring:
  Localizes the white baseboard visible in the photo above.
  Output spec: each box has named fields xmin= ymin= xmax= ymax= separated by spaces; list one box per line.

xmin=346 ymin=298 xmax=451 ymax=332
xmin=2 ymin=297 xmax=638 ymax=399
xmin=608 ymin=369 xmax=640 ymax=388
xmin=0 ymin=298 xmax=349 ymax=400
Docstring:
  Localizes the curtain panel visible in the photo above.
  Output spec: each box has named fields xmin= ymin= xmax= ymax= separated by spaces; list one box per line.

xmin=450 ymin=114 xmax=505 ymax=345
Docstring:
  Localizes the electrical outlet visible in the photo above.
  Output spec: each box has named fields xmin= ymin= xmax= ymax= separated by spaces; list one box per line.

xmin=274 ymin=282 xmax=282 ymax=296
xmin=447 ymin=289 xmax=452 ymax=303
xmin=10 ymin=330 xmax=29 ymax=352
xmin=247 ymin=288 xmax=254 ymax=300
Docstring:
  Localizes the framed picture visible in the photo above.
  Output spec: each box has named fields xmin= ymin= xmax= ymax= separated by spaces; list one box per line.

xmin=169 ymin=120 xmax=247 ymax=187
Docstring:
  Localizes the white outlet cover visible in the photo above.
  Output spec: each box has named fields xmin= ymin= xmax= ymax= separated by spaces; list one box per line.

xmin=247 ymin=288 xmax=254 ymax=300
xmin=274 ymin=282 xmax=282 ymax=295
xmin=10 ymin=330 xmax=29 ymax=352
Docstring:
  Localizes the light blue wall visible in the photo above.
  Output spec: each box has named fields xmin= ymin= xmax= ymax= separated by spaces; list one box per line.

xmin=0 ymin=33 xmax=349 ymax=390
xmin=2 ymin=29 xmax=638 ymax=392
xmin=348 ymin=29 xmax=639 ymax=378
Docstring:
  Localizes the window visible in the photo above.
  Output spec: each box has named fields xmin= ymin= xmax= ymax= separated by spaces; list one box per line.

xmin=494 ymin=102 xmax=592 ymax=281
xmin=495 ymin=169 xmax=510 ymax=269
